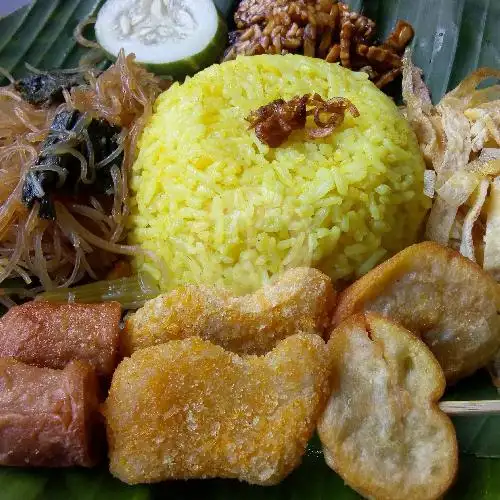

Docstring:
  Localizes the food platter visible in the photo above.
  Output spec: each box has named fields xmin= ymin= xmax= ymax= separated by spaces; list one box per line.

xmin=0 ymin=0 xmax=500 ymax=499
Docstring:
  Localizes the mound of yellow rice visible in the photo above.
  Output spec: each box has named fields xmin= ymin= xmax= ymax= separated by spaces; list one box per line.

xmin=129 ymin=54 xmax=429 ymax=294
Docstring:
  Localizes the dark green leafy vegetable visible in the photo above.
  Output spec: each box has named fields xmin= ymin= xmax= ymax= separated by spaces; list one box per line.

xmin=22 ymin=108 xmax=123 ymax=219
xmin=14 ymin=70 xmax=85 ymax=105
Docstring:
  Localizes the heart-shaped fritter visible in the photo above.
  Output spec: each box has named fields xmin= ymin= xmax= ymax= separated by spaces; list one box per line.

xmin=123 ymin=267 xmax=335 ymax=355
xmin=318 ymin=313 xmax=458 ymax=500
xmin=332 ymin=241 xmax=500 ymax=382
xmin=104 ymin=334 xmax=330 ymax=485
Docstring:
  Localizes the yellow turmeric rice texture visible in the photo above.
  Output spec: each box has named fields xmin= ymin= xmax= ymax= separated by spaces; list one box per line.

xmin=129 ymin=54 xmax=429 ymax=294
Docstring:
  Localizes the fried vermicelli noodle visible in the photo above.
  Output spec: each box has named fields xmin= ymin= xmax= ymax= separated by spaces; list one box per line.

xmin=0 ymin=52 xmax=165 ymax=291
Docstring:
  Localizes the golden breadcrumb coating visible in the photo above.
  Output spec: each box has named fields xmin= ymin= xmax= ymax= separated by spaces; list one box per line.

xmin=104 ymin=334 xmax=330 ymax=485
xmin=332 ymin=241 xmax=500 ymax=382
xmin=318 ymin=313 xmax=458 ymax=500
xmin=123 ymin=267 xmax=335 ymax=355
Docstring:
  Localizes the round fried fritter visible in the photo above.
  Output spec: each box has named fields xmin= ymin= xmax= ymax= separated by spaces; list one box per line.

xmin=333 ymin=241 xmax=500 ymax=382
xmin=123 ymin=267 xmax=335 ymax=356
xmin=104 ymin=334 xmax=330 ymax=485
xmin=318 ymin=313 xmax=458 ymax=500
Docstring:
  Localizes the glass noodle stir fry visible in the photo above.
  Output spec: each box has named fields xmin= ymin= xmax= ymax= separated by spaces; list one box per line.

xmin=0 ymin=52 xmax=165 ymax=300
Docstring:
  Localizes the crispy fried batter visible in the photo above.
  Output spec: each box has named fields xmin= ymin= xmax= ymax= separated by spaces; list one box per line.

xmin=123 ymin=267 xmax=335 ymax=356
xmin=382 ymin=20 xmax=415 ymax=54
xmin=227 ymin=1 xmax=413 ymax=89
xmin=332 ymin=241 xmax=500 ymax=382
xmin=403 ymin=54 xmax=500 ymax=272
xmin=246 ymin=94 xmax=359 ymax=147
xmin=104 ymin=334 xmax=331 ymax=485
xmin=318 ymin=313 xmax=458 ymax=500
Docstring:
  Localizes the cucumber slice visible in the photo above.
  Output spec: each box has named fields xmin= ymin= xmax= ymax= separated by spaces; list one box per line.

xmin=95 ymin=0 xmax=227 ymax=79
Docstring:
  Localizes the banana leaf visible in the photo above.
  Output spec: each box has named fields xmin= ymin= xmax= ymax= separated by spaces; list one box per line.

xmin=445 ymin=371 xmax=500 ymax=458
xmin=0 ymin=0 xmax=499 ymax=498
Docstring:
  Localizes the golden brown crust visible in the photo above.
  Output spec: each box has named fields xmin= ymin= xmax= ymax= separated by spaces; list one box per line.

xmin=319 ymin=313 xmax=458 ymax=500
xmin=123 ymin=267 xmax=335 ymax=356
xmin=332 ymin=241 xmax=500 ymax=382
xmin=104 ymin=334 xmax=331 ymax=485
xmin=0 ymin=301 xmax=121 ymax=377
xmin=228 ymin=1 xmax=412 ymax=89
xmin=0 ymin=358 xmax=100 ymax=467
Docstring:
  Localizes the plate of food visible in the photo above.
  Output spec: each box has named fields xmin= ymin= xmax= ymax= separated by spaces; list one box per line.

xmin=0 ymin=0 xmax=499 ymax=498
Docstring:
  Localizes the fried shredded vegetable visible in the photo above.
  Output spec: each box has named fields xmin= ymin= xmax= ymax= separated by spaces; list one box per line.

xmin=0 ymin=51 xmax=166 ymax=292
xmin=246 ymin=93 xmax=359 ymax=147
xmin=403 ymin=49 xmax=500 ymax=275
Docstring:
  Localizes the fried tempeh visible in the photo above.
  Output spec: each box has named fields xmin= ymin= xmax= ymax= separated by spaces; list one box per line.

xmin=0 ymin=301 xmax=121 ymax=377
xmin=318 ymin=313 xmax=458 ymax=500
xmin=332 ymin=242 xmax=500 ymax=383
xmin=0 ymin=358 xmax=100 ymax=467
xmin=104 ymin=334 xmax=331 ymax=485
xmin=123 ymin=267 xmax=335 ymax=356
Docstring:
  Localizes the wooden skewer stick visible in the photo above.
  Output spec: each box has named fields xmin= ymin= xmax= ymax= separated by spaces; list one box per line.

xmin=439 ymin=400 xmax=500 ymax=416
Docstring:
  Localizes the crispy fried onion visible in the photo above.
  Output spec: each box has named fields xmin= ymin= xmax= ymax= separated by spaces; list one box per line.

xmin=246 ymin=93 xmax=359 ymax=147
xmin=403 ymin=49 xmax=500 ymax=274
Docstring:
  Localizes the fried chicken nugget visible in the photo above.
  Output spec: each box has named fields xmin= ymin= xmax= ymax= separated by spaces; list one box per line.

xmin=318 ymin=313 xmax=458 ymax=500
xmin=104 ymin=334 xmax=331 ymax=485
xmin=123 ymin=267 xmax=335 ymax=355
xmin=333 ymin=241 xmax=500 ymax=382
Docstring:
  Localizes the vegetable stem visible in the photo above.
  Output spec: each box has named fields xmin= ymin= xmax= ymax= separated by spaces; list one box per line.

xmin=35 ymin=274 xmax=159 ymax=309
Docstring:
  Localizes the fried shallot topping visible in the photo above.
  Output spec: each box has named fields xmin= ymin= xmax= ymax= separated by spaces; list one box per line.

xmin=246 ymin=93 xmax=359 ymax=147
xmin=226 ymin=0 xmax=414 ymax=89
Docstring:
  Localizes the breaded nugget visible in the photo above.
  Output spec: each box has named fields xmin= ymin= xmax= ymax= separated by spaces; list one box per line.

xmin=123 ymin=267 xmax=335 ymax=355
xmin=333 ymin=241 xmax=500 ymax=382
xmin=104 ymin=334 xmax=330 ymax=485
xmin=318 ymin=313 xmax=458 ymax=500
xmin=0 ymin=301 xmax=121 ymax=377
xmin=0 ymin=358 xmax=100 ymax=467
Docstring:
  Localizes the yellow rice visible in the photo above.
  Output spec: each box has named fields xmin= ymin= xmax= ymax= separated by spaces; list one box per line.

xmin=128 ymin=54 xmax=430 ymax=294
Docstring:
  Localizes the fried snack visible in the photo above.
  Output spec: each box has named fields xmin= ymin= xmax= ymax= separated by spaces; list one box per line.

xmin=0 ymin=301 xmax=121 ymax=377
xmin=123 ymin=267 xmax=335 ymax=356
xmin=246 ymin=94 xmax=359 ymax=147
xmin=318 ymin=313 xmax=458 ymax=500
xmin=104 ymin=334 xmax=330 ymax=485
xmin=0 ymin=358 xmax=100 ymax=467
xmin=227 ymin=1 xmax=413 ymax=89
xmin=403 ymin=53 xmax=500 ymax=271
xmin=333 ymin=241 xmax=500 ymax=382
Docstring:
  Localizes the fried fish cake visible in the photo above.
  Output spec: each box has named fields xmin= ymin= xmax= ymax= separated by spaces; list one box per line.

xmin=333 ymin=241 xmax=500 ymax=382
xmin=318 ymin=313 xmax=458 ymax=500
xmin=104 ymin=334 xmax=330 ymax=485
xmin=123 ymin=267 xmax=335 ymax=355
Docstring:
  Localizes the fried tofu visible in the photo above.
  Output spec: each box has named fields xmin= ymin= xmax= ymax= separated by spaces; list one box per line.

xmin=318 ymin=313 xmax=458 ymax=500
xmin=333 ymin=241 xmax=500 ymax=382
xmin=104 ymin=334 xmax=330 ymax=485
xmin=0 ymin=301 xmax=121 ymax=377
xmin=123 ymin=267 xmax=335 ymax=356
